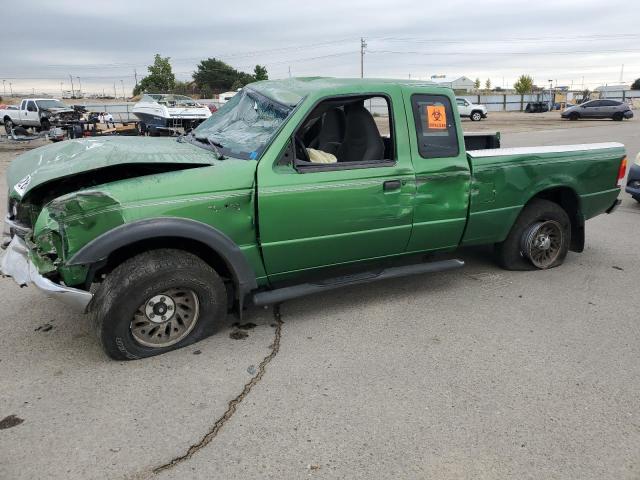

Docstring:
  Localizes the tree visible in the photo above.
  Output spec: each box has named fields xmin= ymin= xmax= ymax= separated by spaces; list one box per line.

xmin=133 ymin=54 xmax=176 ymax=96
xmin=513 ymin=74 xmax=534 ymax=94
xmin=193 ymin=58 xmax=268 ymax=93
xmin=485 ymin=78 xmax=491 ymax=90
xmin=474 ymin=78 xmax=481 ymax=89
xmin=632 ymin=78 xmax=640 ymax=90
xmin=254 ymin=65 xmax=268 ymax=81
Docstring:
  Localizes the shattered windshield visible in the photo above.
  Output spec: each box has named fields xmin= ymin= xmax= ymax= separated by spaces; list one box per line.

xmin=193 ymin=89 xmax=292 ymax=160
xmin=36 ymin=100 xmax=68 ymax=109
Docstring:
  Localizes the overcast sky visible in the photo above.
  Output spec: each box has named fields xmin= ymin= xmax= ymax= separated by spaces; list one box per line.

xmin=2 ymin=0 xmax=639 ymax=96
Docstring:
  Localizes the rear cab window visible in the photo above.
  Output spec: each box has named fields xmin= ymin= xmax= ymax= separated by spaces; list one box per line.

xmin=411 ymin=94 xmax=459 ymax=158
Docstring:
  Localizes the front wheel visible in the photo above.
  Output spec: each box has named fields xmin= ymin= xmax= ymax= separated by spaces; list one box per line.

xmin=89 ymin=249 xmax=227 ymax=360
xmin=495 ymin=199 xmax=571 ymax=271
xmin=470 ymin=111 xmax=482 ymax=121
xmin=4 ymin=119 xmax=14 ymax=134
xmin=612 ymin=112 xmax=623 ymax=121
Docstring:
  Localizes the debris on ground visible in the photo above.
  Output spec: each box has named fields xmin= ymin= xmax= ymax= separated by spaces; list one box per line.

xmin=230 ymin=330 xmax=249 ymax=340
xmin=0 ymin=415 xmax=24 ymax=430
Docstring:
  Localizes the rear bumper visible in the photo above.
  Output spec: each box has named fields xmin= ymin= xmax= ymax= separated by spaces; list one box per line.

xmin=0 ymin=235 xmax=92 ymax=312
xmin=606 ymin=198 xmax=622 ymax=214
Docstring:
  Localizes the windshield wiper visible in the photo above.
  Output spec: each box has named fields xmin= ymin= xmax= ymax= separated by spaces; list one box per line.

xmin=194 ymin=136 xmax=226 ymax=160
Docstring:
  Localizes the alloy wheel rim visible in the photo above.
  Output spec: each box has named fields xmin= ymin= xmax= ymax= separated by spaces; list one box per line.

xmin=130 ymin=288 xmax=200 ymax=348
xmin=522 ymin=220 xmax=563 ymax=268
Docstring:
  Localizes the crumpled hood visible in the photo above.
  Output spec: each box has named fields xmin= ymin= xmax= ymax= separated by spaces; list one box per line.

xmin=7 ymin=136 xmax=216 ymax=199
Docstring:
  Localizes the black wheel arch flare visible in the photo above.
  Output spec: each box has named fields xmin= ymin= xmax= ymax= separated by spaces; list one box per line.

xmin=67 ymin=217 xmax=258 ymax=302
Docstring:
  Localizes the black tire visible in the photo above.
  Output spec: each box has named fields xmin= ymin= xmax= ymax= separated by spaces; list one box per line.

xmin=633 ymin=196 xmax=640 ymax=203
xmin=89 ymin=249 xmax=227 ymax=360
xmin=495 ymin=199 xmax=571 ymax=271
xmin=470 ymin=111 xmax=482 ymax=121
xmin=569 ymin=112 xmax=579 ymax=121
xmin=612 ymin=112 xmax=623 ymax=121
xmin=4 ymin=118 xmax=14 ymax=134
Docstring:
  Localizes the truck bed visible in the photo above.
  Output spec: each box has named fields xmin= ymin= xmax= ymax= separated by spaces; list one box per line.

xmin=462 ymin=142 xmax=625 ymax=246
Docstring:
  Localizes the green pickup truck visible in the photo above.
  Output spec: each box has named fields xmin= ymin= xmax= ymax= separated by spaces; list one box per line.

xmin=1 ymin=78 xmax=626 ymax=359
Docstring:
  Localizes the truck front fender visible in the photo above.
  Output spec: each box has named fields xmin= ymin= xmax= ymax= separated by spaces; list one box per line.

xmin=67 ymin=217 xmax=258 ymax=297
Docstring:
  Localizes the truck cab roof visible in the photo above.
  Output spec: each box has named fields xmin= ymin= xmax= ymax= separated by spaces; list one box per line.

xmin=249 ymin=77 xmax=443 ymax=107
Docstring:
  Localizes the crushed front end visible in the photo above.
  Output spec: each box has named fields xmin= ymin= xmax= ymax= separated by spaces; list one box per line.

xmin=1 ymin=196 xmax=93 ymax=312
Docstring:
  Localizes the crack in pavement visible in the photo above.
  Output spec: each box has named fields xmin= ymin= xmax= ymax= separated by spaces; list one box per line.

xmin=150 ymin=305 xmax=283 ymax=476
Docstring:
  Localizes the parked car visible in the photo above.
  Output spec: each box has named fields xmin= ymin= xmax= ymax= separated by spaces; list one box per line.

xmin=525 ymin=102 xmax=549 ymax=113
xmin=562 ymin=99 xmax=634 ymax=121
xmin=0 ymin=98 xmax=76 ymax=133
xmin=1 ymin=78 xmax=626 ymax=359
xmin=626 ymin=153 xmax=640 ymax=202
xmin=455 ymin=97 xmax=487 ymax=121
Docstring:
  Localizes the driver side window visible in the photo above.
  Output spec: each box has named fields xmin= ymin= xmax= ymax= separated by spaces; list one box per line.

xmin=27 ymin=101 xmax=37 ymax=112
xmin=290 ymin=95 xmax=395 ymax=172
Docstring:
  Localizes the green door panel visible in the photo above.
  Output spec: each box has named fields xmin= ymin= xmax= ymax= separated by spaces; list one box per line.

xmin=257 ymin=86 xmax=416 ymax=279
xmin=402 ymin=90 xmax=471 ymax=253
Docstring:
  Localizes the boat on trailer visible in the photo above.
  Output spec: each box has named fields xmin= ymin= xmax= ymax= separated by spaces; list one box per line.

xmin=132 ymin=94 xmax=211 ymax=134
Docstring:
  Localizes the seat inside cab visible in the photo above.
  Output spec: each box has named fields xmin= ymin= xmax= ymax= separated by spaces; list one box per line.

xmin=295 ymin=96 xmax=394 ymax=166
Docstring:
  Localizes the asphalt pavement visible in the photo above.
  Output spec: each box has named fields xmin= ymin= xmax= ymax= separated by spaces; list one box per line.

xmin=1 ymin=118 xmax=639 ymax=479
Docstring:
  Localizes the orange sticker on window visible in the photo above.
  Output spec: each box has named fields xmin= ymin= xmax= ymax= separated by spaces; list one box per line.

xmin=426 ymin=105 xmax=447 ymax=129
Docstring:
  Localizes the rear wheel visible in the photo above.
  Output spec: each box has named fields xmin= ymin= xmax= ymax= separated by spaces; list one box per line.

xmin=89 ymin=249 xmax=227 ymax=360
xmin=470 ymin=111 xmax=482 ymax=121
xmin=612 ymin=112 xmax=623 ymax=121
xmin=495 ymin=199 xmax=571 ymax=271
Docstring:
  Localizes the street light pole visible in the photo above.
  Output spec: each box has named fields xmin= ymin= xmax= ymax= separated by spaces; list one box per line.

xmin=120 ymin=80 xmax=125 ymax=100
xmin=77 ymin=76 xmax=82 ymax=98
xmin=9 ymin=82 xmax=13 ymax=97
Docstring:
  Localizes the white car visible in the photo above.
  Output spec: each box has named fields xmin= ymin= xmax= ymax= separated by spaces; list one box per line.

xmin=1 ymin=98 xmax=75 ymax=133
xmin=456 ymin=98 xmax=488 ymax=121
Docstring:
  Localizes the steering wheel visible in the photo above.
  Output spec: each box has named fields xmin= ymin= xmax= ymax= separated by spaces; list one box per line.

xmin=294 ymin=136 xmax=310 ymax=163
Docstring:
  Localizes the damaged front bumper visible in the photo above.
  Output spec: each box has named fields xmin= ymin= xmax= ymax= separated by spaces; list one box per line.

xmin=0 ymin=235 xmax=92 ymax=312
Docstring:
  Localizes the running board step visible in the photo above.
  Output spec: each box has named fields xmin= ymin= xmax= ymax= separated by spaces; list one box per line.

xmin=252 ymin=259 xmax=464 ymax=306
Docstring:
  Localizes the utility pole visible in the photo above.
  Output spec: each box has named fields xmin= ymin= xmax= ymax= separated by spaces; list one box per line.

xmin=69 ymin=74 xmax=75 ymax=98
xmin=134 ymin=69 xmax=138 ymax=89
xmin=77 ymin=76 xmax=82 ymax=98
xmin=113 ymin=82 xmax=117 ymax=99
xmin=9 ymin=82 xmax=13 ymax=97
xmin=2 ymin=80 xmax=5 ymax=97
xmin=360 ymin=37 xmax=367 ymax=78
xmin=121 ymin=80 xmax=125 ymax=100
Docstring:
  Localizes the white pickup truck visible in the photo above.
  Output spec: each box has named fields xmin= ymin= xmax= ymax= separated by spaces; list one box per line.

xmin=455 ymin=97 xmax=488 ymax=121
xmin=0 ymin=98 xmax=76 ymax=133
